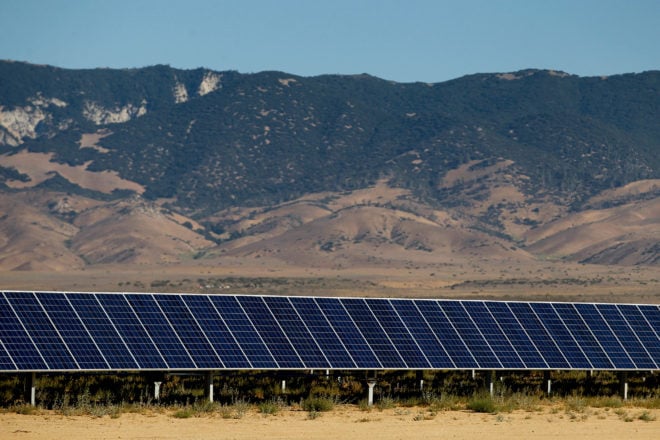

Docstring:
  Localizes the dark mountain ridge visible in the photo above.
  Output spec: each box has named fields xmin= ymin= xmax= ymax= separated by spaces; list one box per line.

xmin=1 ymin=62 xmax=658 ymax=210
xmin=0 ymin=61 xmax=658 ymax=269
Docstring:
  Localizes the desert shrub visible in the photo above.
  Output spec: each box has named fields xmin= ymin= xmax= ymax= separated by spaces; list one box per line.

xmin=306 ymin=409 xmax=321 ymax=419
xmin=376 ymin=396 xmax=397 ymax=410
xmin=638 ymin=411 xmax=656 ymax=422
xmin=301 ymin=396 xmax=334 ymax=412
xmin=564 ymin=395 xmax=587 ymax=413
xmin=258 ymin=400 xmax=280 ymax=415
xmin=172 ymin=407 xmax=194 ymax=418
xmin=588 ymin=396 xmax=623 ymax=408
xmin=467 ymin=395 xmax=497 ymax=413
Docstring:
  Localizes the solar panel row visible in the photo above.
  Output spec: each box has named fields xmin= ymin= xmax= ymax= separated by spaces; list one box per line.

xmin=0 ymin=291 xmax=658 ymax=372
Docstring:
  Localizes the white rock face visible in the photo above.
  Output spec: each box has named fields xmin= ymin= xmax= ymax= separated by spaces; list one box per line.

xmin=173 ymin=82 xmax=189 ymax=103
xmin=0 ymin=94 xmax=68 ymax=146
xmin=83 ymin=100 xmax=148 ymax=125
xmin=0 ymin=105 xmax=47 ymax=146
xmin=30 ymin=96 xmax=67 ymax=108
xmin=198 ymin=72 xmax=222 ymax=96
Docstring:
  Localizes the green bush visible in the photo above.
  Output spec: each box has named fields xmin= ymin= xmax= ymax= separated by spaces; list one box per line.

xmin=466 ymin=395 xmax=497 ymax=413
xmin=258 ymin=400 xmax=280 ymax=415
xmin=172 ymin=407 xmax=194 ymax=418
xmin=301 ymin=396 xmax=334 ymax=412
xmin=638 ymin=411 xmax=656 ymax=422
xmin=376 ymin=396 xmax=396 ymax=410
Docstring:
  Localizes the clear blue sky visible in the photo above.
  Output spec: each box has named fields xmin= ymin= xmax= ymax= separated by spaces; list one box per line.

xmin=1 ymin=0 xmax=658 ymax=83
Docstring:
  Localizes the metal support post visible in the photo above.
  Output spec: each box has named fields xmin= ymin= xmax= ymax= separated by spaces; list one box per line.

xmin=206 ymin=372 xmax=215 ymax=403
xmin=154 ymin=381 xmax=162 ymax=401
xmin=416 ymin=370 xmax=424 ymax=391
xmin=543 ymin=371 xmax=552 ymax=396
xmin=30 ymin=372 xmax=37 ymax=406
xmin=367 ymin=380 xmax=376 ymax=406
xmin=618 ymin=372 xmax=628 ymax=400
xmin=366 ymin=370 xmax=377 ymax=406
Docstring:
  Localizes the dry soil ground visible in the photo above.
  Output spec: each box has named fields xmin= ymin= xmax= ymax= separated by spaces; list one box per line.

xmin=0 ymin=260 xmax=657 ymax=304
xmin=1 ymin=405 xmax=659 ymax=440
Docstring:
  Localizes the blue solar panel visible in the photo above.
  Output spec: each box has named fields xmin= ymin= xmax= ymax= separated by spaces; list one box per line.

xmin=1 ymin=291 xmax=659 ymax=372
xmin=96 ymin=294 xmax=167 ymax=369
xmin=553 ymin=303 xmax=613 ymax=369
xmin=154 ymin=295 xmax=223 ymax=369
xmin=641 ymin=306 xmax=660 ymax=336
xmin=463 ymin=302 xmax=524 ymax=368
xmin=440 ymin=301 xmax=501 ymax=368
xmin=126 ymin=294 xmax=195 ymax=369
xmin=263 ymin=297 xmax=330 ymax=368
xmin=238 ymin=296 xmax=304 ymax=368
xmin=315 ymin=297 xmax=381 ymax=368
xmin=342 ymin=299 xmax=406 ymax=368
xmin=209 ymin=296 xmax=278 ymax=368
xmin=485 ymin=302 xmax=547 ymax=369
xmin=182 ymin=295 xmax=250 ymax=368
xmin=68 ymin=293 xmax=138 ymax=369
xmin=530 ymin=303 xmax=592 ymax=369
xmin=575 ymin=303 xmax=634 ymax=369
xmin=38 ymin=293 xmax=109 ymax=369
xmin=0 ymin=294 xmax=46 ymax=370
xmin=367 ymin=300 xmax=430 ymax=369
xmin=415 ymin=300 xmax=478 ymax=368
xmin=597 ymin=304 xmax=656 ymax=370
xmin=617 ymin=304 xmax=660 ymax=368
xmin=391 ymin=300 xmax=453 ymax=368
xmin=0 ymin=339 xmax=14 ymax=371
xmin=289 ymin=297 xmax=357 ymax=369
xmin=4 ymin=292 xmax=78 ymax=370
xmin=507 ymin=302 xmax=570 ymax=369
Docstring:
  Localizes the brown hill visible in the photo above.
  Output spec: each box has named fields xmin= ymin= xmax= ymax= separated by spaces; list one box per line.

xmin=0 ymin=191 xmax=212 ymax=271
xmin=0 ymin=177 xmax=657 ymax=274
xmin=525 ymin=193 xmax=659 ymax=265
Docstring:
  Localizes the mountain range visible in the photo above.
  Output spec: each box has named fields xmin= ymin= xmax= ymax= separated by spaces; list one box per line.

xmin=0 ymin=61 xmax=658 ymax=272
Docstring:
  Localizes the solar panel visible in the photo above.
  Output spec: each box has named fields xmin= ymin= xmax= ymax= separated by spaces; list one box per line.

xmin=263 ymin=296 xmax=330 ymax=369
xmin=209 ymin=295 xmax=277 ymax=369
xmin=38 ymin=293 xmax=108 ymax=370
xmin=617 ymin=304 xmax=660 ymax=369
xmin=415 ymin=300 xmax=478 ymax=368
xmin=530 ymin=303 xmax=592 ymax=369
xmin=315 ymin=297 xmax=381 ymax=369
xmin=0 ymin=294 xmax=48 ymax=370
xmin=181 ymin=295 xmax=248 ymax=368
xmin=484 ymin=302 xmax=547 ymax=369
xmin=507 ymin=302 xmax=570 ymax=369
xmin=389 ymin=299 xmax=454 ymax=368
xmin=289 ymin=297 xmax=356 ymax=369
xmin=95 ymin=294 xmax=167 ymax=369
xmin=0 ymin=291 xmax=659 ymax=372
xmin=4 ymin=292 xmax=78 ymax=370
xmin=341 ymin=298 xmax=407 ymax=368
xmin=367 ymin=299 xmax=430 ymax=369
xmin=154 ymin=295 xmax=221 ymax=369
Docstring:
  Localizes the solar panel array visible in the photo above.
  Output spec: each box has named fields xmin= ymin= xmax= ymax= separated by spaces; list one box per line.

xmin=0 ymin=291 xmax=658 ymax=372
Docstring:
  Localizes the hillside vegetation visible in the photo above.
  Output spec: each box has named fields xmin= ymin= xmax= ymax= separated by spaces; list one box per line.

xmin=0 ymin=62 xmax=658 ymax=271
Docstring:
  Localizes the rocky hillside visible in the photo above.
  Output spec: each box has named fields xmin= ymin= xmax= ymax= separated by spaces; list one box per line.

xmin=0 ymin=61 xmax=658 ymax=270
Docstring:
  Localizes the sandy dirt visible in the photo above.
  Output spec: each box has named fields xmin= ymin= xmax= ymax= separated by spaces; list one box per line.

xmin=0 ymin=260 xmax=657 ymax=305
xmin=1 ymin=405 xmax=658 ymax=440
